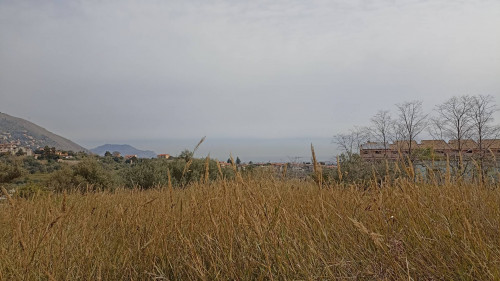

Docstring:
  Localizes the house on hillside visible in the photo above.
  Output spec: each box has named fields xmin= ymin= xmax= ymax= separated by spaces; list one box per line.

xmin=0 ymin=142 xmax=17 ymax=154
xmin=157 ymin=154 xmax=171 ymax=159
xmin=125 ymin=155 xmax=138 ymax=164
xmin=0 ymin=142 xmax=32 ymax=156
xmin=56 ymin=151 xmax=69 ymax=157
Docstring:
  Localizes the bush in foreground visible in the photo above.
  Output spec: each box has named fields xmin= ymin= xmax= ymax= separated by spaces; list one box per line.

xmin=47 ymin=158 xmax=115 ymax=192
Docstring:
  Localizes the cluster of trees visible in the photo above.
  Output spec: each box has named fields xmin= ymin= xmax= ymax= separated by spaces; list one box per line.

xmin=333 ymin=95 xmax=500 ymax=182
xmin=334 ymin=95 xmax=499 ymax=158
xmin=227 ymin=156 xmax=242 ymax=165
xmin=0 ymin=147 xmax=239 ymax=194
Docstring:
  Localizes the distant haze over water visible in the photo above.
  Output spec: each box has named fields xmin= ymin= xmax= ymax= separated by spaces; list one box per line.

xmin=81 ymin=137 xmax=336 ymax=163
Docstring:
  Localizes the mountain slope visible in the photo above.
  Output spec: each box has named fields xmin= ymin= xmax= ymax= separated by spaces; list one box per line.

xmin=90 ymin=144 xmax=157 ymax=158
xmin=0 ymin=112 xmax=88 ymax=152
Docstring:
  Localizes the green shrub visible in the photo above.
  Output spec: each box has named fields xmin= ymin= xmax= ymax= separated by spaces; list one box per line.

xmin=120 ymin=158 xmax=229 ymax=189
xmin=16 ymin=183 xmax=48 ymax=199
xmin=48 ymin=158 xmax=115 ymax=192
xmin=0 ymin=160 xmax=26 ymax=183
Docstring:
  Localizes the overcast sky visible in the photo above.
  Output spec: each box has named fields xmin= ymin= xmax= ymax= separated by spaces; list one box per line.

xmin=1 ymin=0 xmax=500 ymax=161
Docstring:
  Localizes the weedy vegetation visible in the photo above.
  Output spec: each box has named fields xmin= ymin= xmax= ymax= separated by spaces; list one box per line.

xmin=1 ymin=148 xmax=500 ymax=280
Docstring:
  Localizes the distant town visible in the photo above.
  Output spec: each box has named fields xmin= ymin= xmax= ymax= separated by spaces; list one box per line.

xmin=0 ymin=140 xmax=334 ymax=179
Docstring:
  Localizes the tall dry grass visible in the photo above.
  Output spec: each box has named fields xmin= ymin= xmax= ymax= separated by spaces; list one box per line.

xmin=1 ymin=173 xmax=500 ymax=280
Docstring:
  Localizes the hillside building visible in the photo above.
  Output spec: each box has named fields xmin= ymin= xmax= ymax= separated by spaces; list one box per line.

xmin=0 ymin=142 xmax=33 ymax=156
xmin=360 ymin=139 xmax=500 ymax=161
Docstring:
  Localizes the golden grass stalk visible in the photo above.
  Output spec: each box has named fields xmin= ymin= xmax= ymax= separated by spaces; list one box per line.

xmin=182 ymin=136 xmax=206 ymax=180
xmin=445 ymin=154 xmax=451 ymax=186
xmin=406 ymin=155 xmax=415 ymax=180
xmin=16 ymin=220 xmax=26 ymax=252
xmin=458 ymin=151 xmax=464 ymax=177
xmin=193 ymin=136 xmax=206 ymax=153
xmin=349 ymin=217 xmax=385 ymax=251
xmin=337 ymin=155 xmax=342 ymax=182
xmin=372 ymin=165 xmax=377 ymax=186
xmin=182 ymin=158 xmax=193 ymax=180
xmin=216 ymin=159 xmax=223 ymax=179
xmin=490 ymin=149 xmax=500 ymax=185
xmin=425 ymin=164 xmax=438 ymax=186
xmin=384 ymin=159 xmax=390 ymax=186
xmin=167 ymin=168 xmax=172 ymax=190
xmin=415 ymin=168 xmax=423 ymax=183
xmin=61 ymin=190 xmax=67 ymax=213
xmin=488 ymin=148 xmax=497 ymax=163
xmin=229 ymin=153 xmax=243 ymax=183
xmin=204 ymin=154 xmax=210 ymax=184
xmin=487 ymin=148 xmax=500 ymax=184
xmin=397 ymin=147 xmax=403 ymax=162
xmin=396 ymin=151 xmax=412 ymax=180
xmin=1 ymin=186 xmax=14 ymax=206
xmin=311 ymin=143 xmax=322 ymax=187
xmin=394 ymin=161 xmax=401 ymax=177
xmin=470 ymin=158 xmax=483 ymax=186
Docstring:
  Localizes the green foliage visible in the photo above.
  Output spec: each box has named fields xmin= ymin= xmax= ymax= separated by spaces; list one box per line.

xmin=16 ymin=183 xmax=48 ymax=199
xmin=22 ymin=156 xmax=61 ymax=174
xmin=100 ymin=153 xmax=126 ymax=167
xmin=178 ymin=149 xmax=193 ymax=162
xmin=412 ymin=147 xmax=433 ymax=161
xmin=120 ymin=159 xmax=170 ymax=188
xmin=330 ymin=153 xmax=399 ymax=185
xmin=73 ymin=158 xmax=113 ymax=188
xmin=125 ymin=156 xmax=138 ymax=164
xmin=120 ymin=158 xmax=228 ymax=189
xmin=2 ymin=152 xmax=237 ymax=191
xmin=15 ymin=148 xmax=25 ymax=156
xmin=47 ymin=166 xmax=74 ymax=191
xmin=34 ymin=146 xmax=60 ymax=160
xmin=0 ymin=159 xmax=26 ymax=183
xmin=48 ymin=158 xmax=115 ymax=192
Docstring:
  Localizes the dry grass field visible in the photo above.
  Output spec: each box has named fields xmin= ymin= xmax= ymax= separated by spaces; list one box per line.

xmin=1 ymin=172 xmax=500 ymax=280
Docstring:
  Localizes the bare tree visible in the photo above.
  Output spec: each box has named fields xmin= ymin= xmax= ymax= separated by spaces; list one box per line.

xmin=432 ymin=95 xmax=473 ymax=151
xmin=395 ymin=100 xmax=428 ymax=158
xmin=369 ymin=110 xmax=393 ymax=157
xmin=333 ymin=126 xmax=370 ymax=158
xmin=468 ymin=95 xmax=499 ymax=161
xmin=427 ymin=95 xmax=475 ymax=175
xmin=427 ymin=116 xmax=446 ymax=141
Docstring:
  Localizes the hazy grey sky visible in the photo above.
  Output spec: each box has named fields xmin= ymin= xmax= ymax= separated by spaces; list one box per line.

xmin=1 ymin=0 xmax=500 ymax=161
